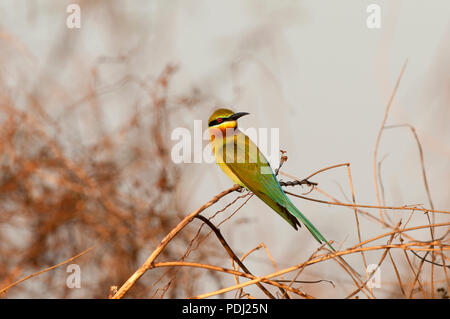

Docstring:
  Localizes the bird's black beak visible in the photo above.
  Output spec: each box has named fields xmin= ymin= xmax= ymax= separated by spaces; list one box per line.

xmin=230 ymin=112 xmax=250 ymax=121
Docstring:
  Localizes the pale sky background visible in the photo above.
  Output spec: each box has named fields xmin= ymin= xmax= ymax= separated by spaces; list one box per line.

xmin=0 ymin=0 xmax=449 ymax=298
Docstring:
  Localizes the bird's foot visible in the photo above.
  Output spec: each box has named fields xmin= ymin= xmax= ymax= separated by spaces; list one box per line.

xmin=299 ymin=179 xmax=317 ymax=187
xmin=234 ymin=184 xmax=245 ymax=192
xmin=279 ymin=179 xmax=317 ymax=187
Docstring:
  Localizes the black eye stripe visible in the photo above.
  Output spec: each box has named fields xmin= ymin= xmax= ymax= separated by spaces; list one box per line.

xmin=208 ymin=117 xmax=230 ymax=127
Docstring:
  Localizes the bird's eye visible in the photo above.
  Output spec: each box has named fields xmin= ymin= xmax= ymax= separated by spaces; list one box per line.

xmin=217 ymin=118 xmax=223 ymax=123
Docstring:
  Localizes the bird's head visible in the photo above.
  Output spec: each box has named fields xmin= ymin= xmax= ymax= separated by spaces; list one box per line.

xmin=207 ymin=108 xmax=249 ymax=138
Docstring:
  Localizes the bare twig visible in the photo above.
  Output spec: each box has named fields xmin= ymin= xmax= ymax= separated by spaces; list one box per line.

xmin=0 ymin=247 xmax=94 ymax=296
xmin=111 ymin=185 xmax=240 ymax=299
xmin=194 ymin=215 xmax=279 ymax=299
xmin=373 ymin=60 xmax=408 ymax=222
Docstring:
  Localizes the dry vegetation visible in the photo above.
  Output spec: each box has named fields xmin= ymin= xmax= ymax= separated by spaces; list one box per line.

xmin=0 ymin=61 xmax=215 ymax=298
xmin=0 ymin=4 xmax=448 ymax=299
xmin=0 ymin=58 xmax=448 ymax=299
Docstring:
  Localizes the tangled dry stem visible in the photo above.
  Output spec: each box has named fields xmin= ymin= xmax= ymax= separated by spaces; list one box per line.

xmin=0 ymin=54 xmax=448 ymax=299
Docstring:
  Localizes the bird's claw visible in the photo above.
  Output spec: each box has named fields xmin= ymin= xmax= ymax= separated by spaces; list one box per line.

xmin=300 ymin=179 xmax=317 ymax=187
xmin=234 ymin=185 xmax=244 ymax=193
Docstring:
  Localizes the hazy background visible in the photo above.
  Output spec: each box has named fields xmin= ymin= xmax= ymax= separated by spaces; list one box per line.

xmin=0 ymin=0 xmax=448 ymax=298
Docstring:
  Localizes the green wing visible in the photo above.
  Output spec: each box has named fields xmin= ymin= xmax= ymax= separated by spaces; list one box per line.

xmin=219 ymin=132 xmax=334 ymax=250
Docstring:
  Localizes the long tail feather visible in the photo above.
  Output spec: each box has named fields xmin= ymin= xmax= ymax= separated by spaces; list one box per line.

xmin=285 ymin=201 xmax=363 ymax=279
xmin=285 ymin=201 xmax=335 ymax=251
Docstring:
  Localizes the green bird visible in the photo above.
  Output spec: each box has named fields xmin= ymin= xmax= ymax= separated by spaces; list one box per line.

xmin=208 ymin=108 xmax=335 ymax=251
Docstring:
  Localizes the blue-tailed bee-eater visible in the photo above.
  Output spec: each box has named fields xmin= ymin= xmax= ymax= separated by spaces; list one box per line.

xmin=208 ymin=108 xmax=335 ymax=251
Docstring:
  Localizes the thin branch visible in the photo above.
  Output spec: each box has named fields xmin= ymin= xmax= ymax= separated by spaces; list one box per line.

xmin=373 ymin=60 xmax=408 ymax=222
xmin=194 ymin=215 xmax=279 ymax=299
xmin=111 ymin=185 xmax=240 ymax=299
xmin=284 ymin=191 xmax=450 ymax=214
xmin=388 ymin=250 xmax=407 ymax=297
xmin=384 ymin=123 xmax=437 ymax=297
xmin=192 ymin=242 xmax=448 ymax=299
xmin=345 ymin=221 xmax=401 ymax=299
xmin=149 ymin=261 xmax=313 ymax=299
xmin=0 ymin=247 xmax=94 ymax=296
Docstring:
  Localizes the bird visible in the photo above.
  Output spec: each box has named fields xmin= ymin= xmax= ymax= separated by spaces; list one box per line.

xmin=208 ymin=108 xmax=335 ymax=251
